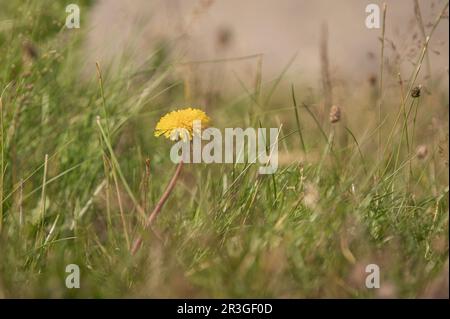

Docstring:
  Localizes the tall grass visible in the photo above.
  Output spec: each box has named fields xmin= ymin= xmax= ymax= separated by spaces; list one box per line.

xmin=0 ymin=0 xmax=448 ymax=298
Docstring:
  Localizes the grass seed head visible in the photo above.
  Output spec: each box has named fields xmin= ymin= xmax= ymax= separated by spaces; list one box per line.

xmin=416 ymin=144 xmax=428 ymax=159
xmin=411 ymin=85 xmax=422 ymax=98
xmin=329 ymin=105 xmax=341 ymax=124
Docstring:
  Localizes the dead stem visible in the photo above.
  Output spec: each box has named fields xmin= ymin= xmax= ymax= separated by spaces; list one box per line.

xmin=131 ymin=160 xmax=184 ymax=255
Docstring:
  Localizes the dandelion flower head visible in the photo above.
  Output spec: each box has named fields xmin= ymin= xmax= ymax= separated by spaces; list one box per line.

xmin=154 ymin=107 xmax=210 ymax=141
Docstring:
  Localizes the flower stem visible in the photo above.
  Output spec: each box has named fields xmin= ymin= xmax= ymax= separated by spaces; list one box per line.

xmin=131 ymin=160 xmax=183 ymax=255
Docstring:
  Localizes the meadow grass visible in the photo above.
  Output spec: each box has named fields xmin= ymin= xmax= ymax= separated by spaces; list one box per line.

xmin=0 ymin=0 xmax=448 ymax=298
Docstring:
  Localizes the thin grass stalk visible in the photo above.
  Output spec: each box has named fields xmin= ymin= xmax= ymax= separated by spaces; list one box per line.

xmin=377 ymin=3 xmax=387 ymax=173
xmin=131 ymin=160 xmax=184 ymax=255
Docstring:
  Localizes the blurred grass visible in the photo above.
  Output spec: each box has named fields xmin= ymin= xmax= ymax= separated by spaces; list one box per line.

xmin=0 ymin=0 xmax=448 ymax=298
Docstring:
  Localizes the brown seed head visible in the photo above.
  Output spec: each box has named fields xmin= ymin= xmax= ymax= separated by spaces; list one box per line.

xmin=411 ymin=85 xmax=422 ymax=98
xmin=416 ymin=145 xmax=428 ymax=159
xmin=22 ymin=40 xmax=38 ymax=61
xmin=216 ymin=26 xmax=233 ymax=48
xmin=329 ymin=105 xmax=341 ymax=124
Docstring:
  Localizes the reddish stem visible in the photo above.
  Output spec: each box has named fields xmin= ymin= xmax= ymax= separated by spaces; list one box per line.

xmin=131 ymin=160 xmax=183 ymax=255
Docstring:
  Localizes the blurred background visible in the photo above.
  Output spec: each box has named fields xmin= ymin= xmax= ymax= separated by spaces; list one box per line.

xmin=0 ymin=0 xmax=448 ymax=298
xmin=85 ymin=0 xmax=449 ymax=90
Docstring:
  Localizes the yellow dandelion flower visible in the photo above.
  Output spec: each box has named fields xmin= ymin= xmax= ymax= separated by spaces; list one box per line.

xmin=154 ymin=107 xmax=210 ymax=141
